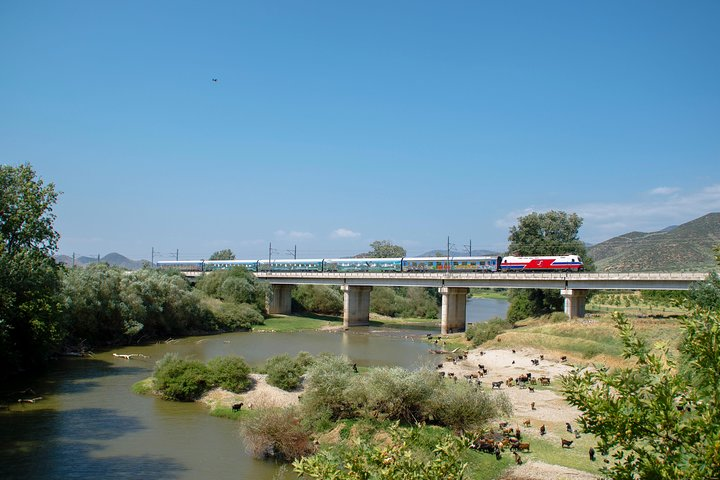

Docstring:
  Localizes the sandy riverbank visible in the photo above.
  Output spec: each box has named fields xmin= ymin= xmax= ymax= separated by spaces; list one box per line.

xmin=201 ymin=346 xmax=599 ymax=480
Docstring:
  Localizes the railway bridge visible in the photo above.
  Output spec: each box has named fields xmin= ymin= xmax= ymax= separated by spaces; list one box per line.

xmin=185 ymin=271 xmax=709 ymax=334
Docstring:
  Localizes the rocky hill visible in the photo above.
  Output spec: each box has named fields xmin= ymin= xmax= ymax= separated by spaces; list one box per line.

xmin=55 ymin=252 xmax=147 ymax=270
xmin=588 ymin=213 xmax=720 ymax=272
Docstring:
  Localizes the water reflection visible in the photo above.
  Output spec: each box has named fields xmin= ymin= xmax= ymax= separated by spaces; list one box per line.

xmin=0 ymin=297 xmax=508 ymax=480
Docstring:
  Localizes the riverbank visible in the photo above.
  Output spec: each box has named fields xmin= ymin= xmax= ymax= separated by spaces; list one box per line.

xmin=202 ymin=343 xmax=600 ymax=480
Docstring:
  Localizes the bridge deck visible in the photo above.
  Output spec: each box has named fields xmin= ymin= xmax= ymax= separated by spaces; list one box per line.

xmin=246 ymin=271 xmax=709 ymax=290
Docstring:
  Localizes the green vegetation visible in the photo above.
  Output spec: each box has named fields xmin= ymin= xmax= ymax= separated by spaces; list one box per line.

xmin=255 ymin=313 xmax=341 ymax=332
xmin=207 ymin=355 xmax=252 ymax=392
xmin=292 ymin=285 xmax=343 ymax=315
xmin=370 ymin=286 xmax=439 ymax=319
xmin=469 ymin=289 xmax=508 ymax=299
xmin=506 ymin=210 xmax=594 ymax=323
xmin=153 ymin=353 xmax=252 ymax=401
xmin=357 ymin=239 xmax=407 ymax=258
xmin=263 ymin=353 xmax=311 ymax=391
xmin=63 ymin=264 xmax=216 ymax=344
xmin=294 ymin=422 xmax=468 ymax=480
xmin=0 ymin=164 xmax=64 ymax=376
xmin=195 ymin=266 xmax=268 ymax=329
xmin=563 ymin=268 xmax=720 ymax=479
xmin=465 ymin=317 xmax=512 ymax=347
xmin=209 ymin=249 xmax=235 ymax=260
xmin=241 ymin=407 xmax=317 ymax=461
xmin=589 ymin=213 xmax=720 ymax=272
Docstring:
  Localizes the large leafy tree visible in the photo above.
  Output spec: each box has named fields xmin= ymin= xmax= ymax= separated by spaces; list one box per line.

xmin=0 ymin=164 xmax=64 ymax=375
xmin=506 ymin=210 xmax=593 ymax=322
xmin=358 ymin=240 xmax=406 ymax=258
xmin=209 ymin=249 xmax=235 ymax=260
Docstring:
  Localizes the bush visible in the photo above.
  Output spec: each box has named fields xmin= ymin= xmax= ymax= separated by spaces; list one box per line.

xmin=300 ymin=354 xmax=356 ymax=421
xmin=292 ymin=285 xmax=343 ymax=315
xmin=427 ymin=381 xmax=512 ymax=433
xmin=465 ymin=317 xmax=511 ymax=346
xmin=265 ymin=354 xmax=305 ymax=391
xmin=214 ymin=302 xmax=264 ymax=330
xmin=207 ymin=355 xmax=252 ymax=392
xmin=241 ymin=407 xmax=316 ymax=461
xmin=154 ymin=353 xmax=212 ymax=401
xmin=353 ymin=367 xmax=442 ymax=424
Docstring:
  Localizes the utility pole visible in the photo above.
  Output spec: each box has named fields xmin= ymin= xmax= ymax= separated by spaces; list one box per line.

xmin=72 ymin=252 xmax=75 ymax=268
xmin=176 ymin=249 xmax=179 ymax=261
xmin=269 ymin=242 xmax=272 ymax=272
xmin=464 ymin=239 xmax=472 ymax=256
xmin=151 ymin=247 xmax=155 ymax=266
xmin=286 ymin=245 xmax=297 ymax=259
xmin=447 ymin=236 xmax=450 ymax=272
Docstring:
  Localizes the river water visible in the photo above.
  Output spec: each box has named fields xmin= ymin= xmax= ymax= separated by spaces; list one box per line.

xmin=0 ymin=298 xmax=507 ymax=480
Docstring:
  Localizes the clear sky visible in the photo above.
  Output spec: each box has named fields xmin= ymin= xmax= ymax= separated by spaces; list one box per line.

xmin=2 ymin=1 xmax=719 ymax=261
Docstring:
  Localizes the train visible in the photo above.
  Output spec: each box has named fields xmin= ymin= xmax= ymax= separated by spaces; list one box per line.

xmin=156 ymin=254 xmax=583 ymax=273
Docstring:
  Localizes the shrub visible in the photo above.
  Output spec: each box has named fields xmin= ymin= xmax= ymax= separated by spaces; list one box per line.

xmin=154 ymin=353 xmax=212 ymax=401
xmin=214 ymin=302 xmax=264 ymax=330
xmin=207 ymin=355 xmax=252 ymax=392
xmin=427 ymin=381 xmax=512 ymax=433
xmin=300 ymin=354 xmax=356 ymax=420
xmin=465 ymin=317 xmax=511 ymax=346
xmin=292 ymin=285 xmax=343 ymax=315
xmin=265 ymin=354 xmax=304 ymax=391
xmin=548 ymin=311 xmax=569 ymax=323
xmin=241 ymin=407 xmax=316 ymax=461
xmin=354 ymin=367 xmax=442 ymax=424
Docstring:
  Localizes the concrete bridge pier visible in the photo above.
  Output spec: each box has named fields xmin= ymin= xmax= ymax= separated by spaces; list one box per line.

xmin=561 ymin=289 xmax=588 ymax=319
xmin=267 ymin=284 xmax=293 ymax=315
xmin=342 ymin=285 xmax=373 ymax=327
xmin=439 ymin=287 xmax=469 ymax=334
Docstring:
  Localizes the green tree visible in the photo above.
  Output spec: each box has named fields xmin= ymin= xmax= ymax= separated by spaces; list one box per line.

xmin=0 ymin=164 xmax=64 ymax=376
xmin=506 ymin=210 xmax=594 ymax=321
xmin=359 ymin=240 xmax=407 ymax=258
xmin=563 ymin=306 xmax=720 ymax=479
xmin=209 ymin=249 xmax=235 ymax=260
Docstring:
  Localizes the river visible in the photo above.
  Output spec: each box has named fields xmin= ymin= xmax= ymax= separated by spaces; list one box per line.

xmin=0 ymin=297 xmax=507 ymax=480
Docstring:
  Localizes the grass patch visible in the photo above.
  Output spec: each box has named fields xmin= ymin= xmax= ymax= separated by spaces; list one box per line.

xmin=253 ymin=313 xmax=342 ymax=332
xmin=131 ymin=377 xmax=155 ymax=395
xmin=210 ymin=405 xmax=252 ymax=420
xmin=470 ymin=290 xmax=509 ymax=300
xmin=519 ymin=433 xmax=604 ymax=475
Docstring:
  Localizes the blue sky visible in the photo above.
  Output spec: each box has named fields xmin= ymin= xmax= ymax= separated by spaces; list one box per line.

xmin=2 ymin=1 xmax=719 ymax=261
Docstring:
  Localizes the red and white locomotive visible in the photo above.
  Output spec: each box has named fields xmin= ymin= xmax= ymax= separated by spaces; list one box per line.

xmin=499 ymin=255 xmax=583 ymax=272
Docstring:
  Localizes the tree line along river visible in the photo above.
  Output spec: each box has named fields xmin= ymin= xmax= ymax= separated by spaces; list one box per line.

xmin=0 ymin=298 xmax=508 ymax=480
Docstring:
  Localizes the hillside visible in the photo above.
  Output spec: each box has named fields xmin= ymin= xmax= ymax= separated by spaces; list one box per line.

xmin=54 ymin=252 xmax=147 ymax=270
xmin=588 ymin=212 xmax=720 ymax=272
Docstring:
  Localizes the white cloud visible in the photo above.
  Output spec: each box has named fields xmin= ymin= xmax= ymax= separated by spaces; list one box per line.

xmin=495 ymin=184 xmax=720 ymax=245
xmin=331 ymin=228 xmax=361 ymax=239
xmin=649 ymin=186 xmax=680 ymax=196
xmin=276 ymin=230 xmax=314 ymax=239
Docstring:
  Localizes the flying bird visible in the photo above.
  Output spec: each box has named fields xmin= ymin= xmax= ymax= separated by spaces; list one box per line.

xmin=212 ymin=78 xmax=218 ymax=82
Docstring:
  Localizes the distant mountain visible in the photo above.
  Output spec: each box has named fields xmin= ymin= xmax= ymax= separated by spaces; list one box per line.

xmin=55 ymin=252 xmax=147 ymax=270
xmin=588 ymin=213 xmax=720 ymax=272
xmin=418 ymin=249 xmax=500 ymax=257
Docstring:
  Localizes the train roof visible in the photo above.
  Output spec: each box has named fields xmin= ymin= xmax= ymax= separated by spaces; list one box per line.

xmin=257 ymin=258 xmax=324 ymax=263
xmin=404 ymin=256 xmax=500 ymax=262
